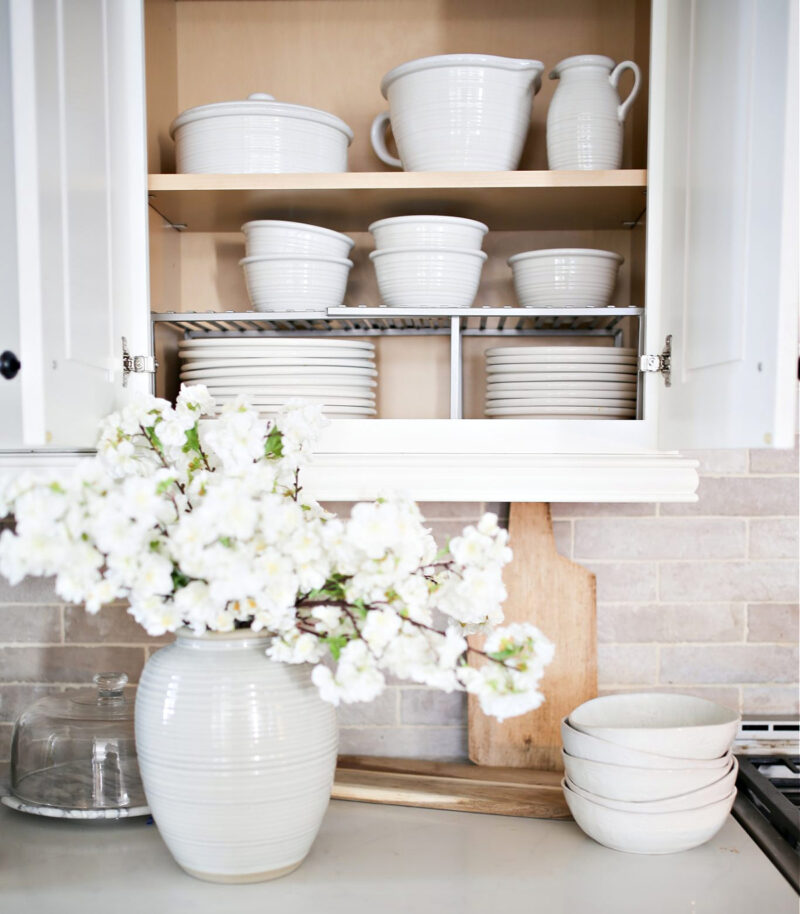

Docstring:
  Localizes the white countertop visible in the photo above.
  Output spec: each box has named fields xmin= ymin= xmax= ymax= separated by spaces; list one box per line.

xmin=0 ymin=800 xmax=796 ymax=913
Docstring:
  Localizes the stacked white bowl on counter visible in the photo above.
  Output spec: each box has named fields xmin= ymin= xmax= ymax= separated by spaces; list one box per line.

xmin=179 ymin=337 xmax=377 ymax=419
xmin=240 ymin=220 xmax=354 ymax=312
xmin=369 ymin=216 xmax=489 ymax=309
xmin=485 ymin=345 xmax=638 ymax=419
xmin=561 ymin=693 xmax=741 ymax=854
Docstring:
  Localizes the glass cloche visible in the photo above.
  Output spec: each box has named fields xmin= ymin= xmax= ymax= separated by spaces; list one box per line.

xmin=10 ymin=672 xmax=147 ymax=810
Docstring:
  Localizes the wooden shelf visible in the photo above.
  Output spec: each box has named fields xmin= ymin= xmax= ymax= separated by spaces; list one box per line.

xmin=147 ymin=170 xmax=647 ymax=233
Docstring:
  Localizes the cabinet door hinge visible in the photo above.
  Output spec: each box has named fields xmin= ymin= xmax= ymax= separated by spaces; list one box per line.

xmin=122 ymin=336 xmax=158 ymax=387
xmin=639 ymin=334 xmax=672 ymax=387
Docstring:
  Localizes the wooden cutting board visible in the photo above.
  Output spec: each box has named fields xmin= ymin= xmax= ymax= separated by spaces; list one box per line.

xmin=468 ymin=502 xmax=597 ymax=770
xmin=333 ymin=755 xmax=569 ymax=819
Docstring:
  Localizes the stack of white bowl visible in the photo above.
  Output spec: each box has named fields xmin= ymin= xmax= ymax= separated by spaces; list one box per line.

xmin=561 ymin=693 xmax=741 ymax=854
xmin=239 ymin=220 xmax=354 ymax=312
xmin=369 ymin=216 xmax=488 ymax=309
xmin=485 ymin=345 xmax=638 ymax=419
xmin=508 ymin=248 xmax=623 ymax=308
xmin=179 ymin=337 xmax=377 ymax=419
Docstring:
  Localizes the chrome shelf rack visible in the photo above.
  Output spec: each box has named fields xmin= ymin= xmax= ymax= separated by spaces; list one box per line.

xmin=151 ymin=306 xmax=644 ymax=419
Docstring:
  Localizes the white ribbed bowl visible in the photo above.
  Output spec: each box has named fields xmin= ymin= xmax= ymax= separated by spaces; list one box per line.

xmin=509 ymin=248 xmax=623 ymax=308
xmin=562 ymin=780 xmax=736 ymax=854
xmin=368 ymin=216 xmax=488 ymax=251
xmin=135 ymin=629 xmax=337 ymax=883
xmin=561 ymin=750 xmax=734 ymax=801
xmin=373 ymin=54 xmax=544 ymax=171
xmin=561 ymin=718 xmax=732 ymax=771
xmin=370 ymin=247 xmax=487 ymax=308
xmin=569 ymin=693 xmax=741 ymax=761
xmin=242 ymin=221 xmax=354 ymax=258
xmin=171 ymin=94 xmax=353 ymax=174
xmin=564 ymin=756 xmax=738 ymax=812
xmin=240 ymin=255 xmax=352 ymax=312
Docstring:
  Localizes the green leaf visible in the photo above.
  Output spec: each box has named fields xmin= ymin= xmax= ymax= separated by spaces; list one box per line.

xmin=264 ymin=426 xmax=284 ymax=459
xmin=323 ymin=634 xmax=348 ymax=661
xmin=156 ymin=477 xmax=175 ymax=495
xmin=171 ymin=569 xmax=191 ymax=590
xmin=487 ymin=646 xmax=519 ymax=662
xmin=182 ymin=425 xmax=202 ymax=455
xmin=219 ymin=536 xmax=234 ymax=548
xmin=49 ymin=482 xmax=65 ymax=494
xmin=351 ymin=598 xmax=368 ymax=620
xmin=145 ymin=425 xmax=164 ymax=454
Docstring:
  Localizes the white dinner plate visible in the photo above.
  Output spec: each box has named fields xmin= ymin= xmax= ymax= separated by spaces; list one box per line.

xmin=487 ymin=355 xmax=637 ymax=369
xmin=212 ymin=395 xmax=376 ymax=407
xmin=179 ymin=348 xmax=375 ymax=363
xmin=486 ymin=397 xmax=637 ymax=409
xmin=180 ymin=359 xmax=375 ymax=377
xmin=182 ymin=368 xmax=377 ymax=382
xmin=486 ymin=384 xmax=636 ymax=400
xmin=486 ymin=346 xmax=637 ymax=358
xmin=210 ymin=387 xmax=375 ymax=401
xmin=485 ymin=405 xmax=636 ymax=417
xmin=214 ymin=405 xmax=376 ymax=417
xmin=180 ymin=338 xmax=374 ymax=351
xmin=486 ymin=371 xmax=636 ymax=384
xmin=186 ymin=378 xmax=377 ymax=391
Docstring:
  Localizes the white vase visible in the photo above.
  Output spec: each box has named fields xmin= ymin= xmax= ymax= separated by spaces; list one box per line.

xmin=134 ymin=629 xmax=338 ymax=883
xmin=546 ymin=55 xmax=641 ymax=170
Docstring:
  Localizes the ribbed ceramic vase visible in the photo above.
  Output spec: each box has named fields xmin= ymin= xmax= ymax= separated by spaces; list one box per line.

xmin=135 ymin=629 xmax=338 ymax=883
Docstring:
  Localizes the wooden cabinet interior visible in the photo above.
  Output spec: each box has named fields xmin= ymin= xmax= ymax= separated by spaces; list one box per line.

xmin=145 ymin=0 xmax=651 ymax=421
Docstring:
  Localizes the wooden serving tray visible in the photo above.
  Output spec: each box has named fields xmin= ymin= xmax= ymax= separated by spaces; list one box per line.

xmin=333 ymin=755 xmax=570 ymax=820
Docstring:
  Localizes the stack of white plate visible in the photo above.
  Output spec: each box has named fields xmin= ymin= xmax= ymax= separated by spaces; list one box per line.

xmin=179 ymin=338 xmax=377 ymax=419
xmin=485 ymin=345 xmax=638 ymax=419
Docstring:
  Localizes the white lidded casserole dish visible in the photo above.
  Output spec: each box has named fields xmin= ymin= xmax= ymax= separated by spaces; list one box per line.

xmin=171 ymin=93 xmax=353 ymax=174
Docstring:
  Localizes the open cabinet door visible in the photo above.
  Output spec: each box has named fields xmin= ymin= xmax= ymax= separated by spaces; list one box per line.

xmin=648 ymin=0 xmax=798 ymax=449
xmin=8 ymin=0 xmax=151 ymax=449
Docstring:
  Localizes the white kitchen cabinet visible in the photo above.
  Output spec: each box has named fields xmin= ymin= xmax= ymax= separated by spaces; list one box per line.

xmin=0 ymin=0 xmax=796 ymax=501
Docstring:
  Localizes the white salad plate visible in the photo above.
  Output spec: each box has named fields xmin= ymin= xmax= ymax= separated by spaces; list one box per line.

xmin=179 ymin=338 xmax=374 ymax=351
xmin=486 ymin=397 xmax=636 ymax=409
xmin=485 ymin=405 xmax=635 ymax=417
xmin=487 ymin=385 xmax=636 ymax=398
xmin=486 ymin=371 xmax=636 ymax=384
xmin=212 ymin=395 xmax=375 ymax=407
xmin=187 ymin=379 xmax=376 ymax=392
xmin=181 ymin=358 xmax=375 ymax=378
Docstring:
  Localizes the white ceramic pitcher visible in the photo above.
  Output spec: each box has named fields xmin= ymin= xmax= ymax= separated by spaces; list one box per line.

xmin=547 ymin=55 xmax=641 ymax=170
xmin=371 ymin=54 xmax=544 ymax=171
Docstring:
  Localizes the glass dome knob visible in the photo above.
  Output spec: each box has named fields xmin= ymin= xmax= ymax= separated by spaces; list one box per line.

xmin=93 ymin=672 xmax=128 ymax=700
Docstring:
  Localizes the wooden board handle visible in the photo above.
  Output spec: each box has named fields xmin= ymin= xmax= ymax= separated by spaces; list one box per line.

xmin=468 ymin=502 xmax=597 ymax=770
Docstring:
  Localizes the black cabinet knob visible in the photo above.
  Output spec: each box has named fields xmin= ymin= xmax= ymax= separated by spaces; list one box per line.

xmin=0 ymin=351 xmax=21 ymax=380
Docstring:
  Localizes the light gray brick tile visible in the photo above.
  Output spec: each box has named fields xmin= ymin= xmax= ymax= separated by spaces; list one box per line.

xmin=598 ymin=684 xmax=741 ymax=713
xmin=660 ymin=645 xmax=799 ymax=684
xmin=661 ymin=476 xmax=798 ymax=517
xmin=597 ymin=602 xmax=745 ymax=643
xmin=598 ymin=644 xmax=659 ymax=685
xmin=742 ymin=686 xmax=800 ymax=715
xmin=552 ymin=520 xmax=572 ymax=558
xmin=64 ymin=605 xmax=171 ymax=644
xmin=336 ymin=688 xmax=397 ymax=726
xmin=574 ymin=518 xmax=746 ymax=560
xmin=0 ymin=684 xmax=62 ymax=723
xmin=482 ymin=503 xmax=510 ymax=526
xmin=659 ymin=561 xmax=799 ymax=603
xmin=0 ymin=576 xmax=59 ymax=604
xmin=683 ymin=449 xmax=749 ymax=475
xmin=747 ymin=603 xmax=799 ymax=642
xmin=400 ymin=688 xmax=466 ymax=726
xmin=551 ymin=503 xmax=656 ymax=518
xmin=417 ymin=502 xmax=484 ymax=520
xmin=749 ymin=438 xmax=799 ymax=474
xmin=427 ymin=520 xmax=475 ymax=547
xmin=337 ymin=726 xmax=467 ymax=761
xmin=0 ymin=605 xmax=61 ymax=643
xmin=0 ymin=646 xmax=145 ymax=684
xmin=749 ymin=518 xmax=799 ymax=559
xmin=582 ymin=562 xmax=658 ymax=602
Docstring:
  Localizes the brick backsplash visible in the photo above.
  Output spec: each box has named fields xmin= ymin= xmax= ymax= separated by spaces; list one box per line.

xmin=0 ymin=443 xmax=797 ymax=762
